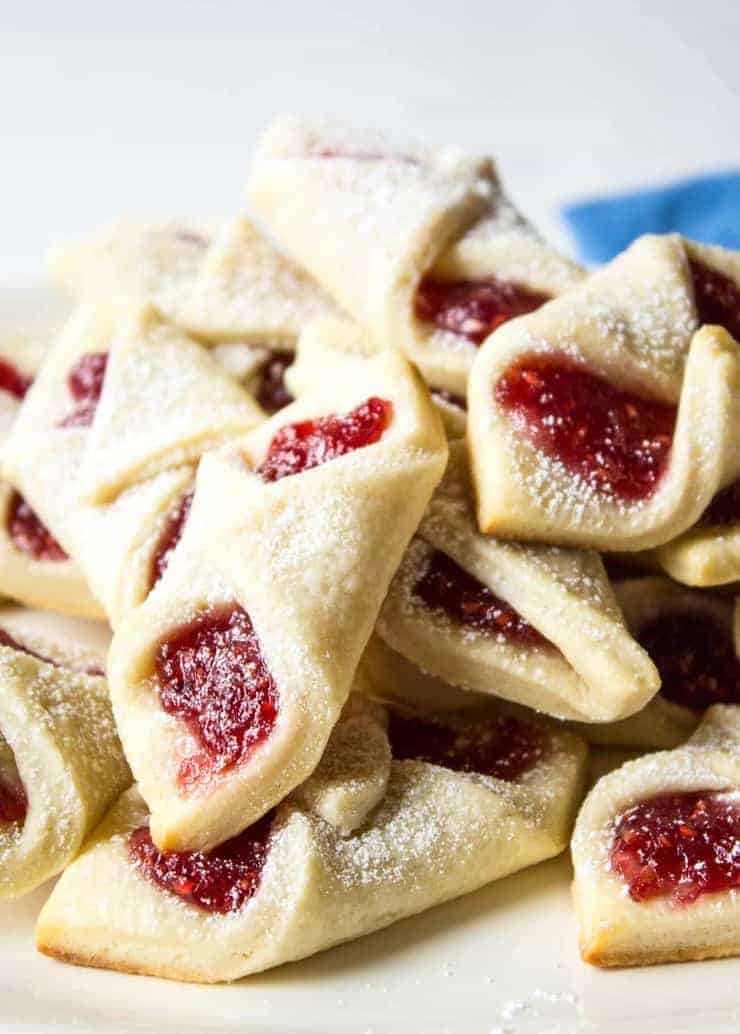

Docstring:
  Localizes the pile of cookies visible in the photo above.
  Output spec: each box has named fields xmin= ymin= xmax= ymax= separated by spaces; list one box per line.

xmin=0 ymin=117 xmax=738 ymax=982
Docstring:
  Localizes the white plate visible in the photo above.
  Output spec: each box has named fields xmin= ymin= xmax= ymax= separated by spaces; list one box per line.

xmin=2 ymin=285 xmax=739 ymax=1034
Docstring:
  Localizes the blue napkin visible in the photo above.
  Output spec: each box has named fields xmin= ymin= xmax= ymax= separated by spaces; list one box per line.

xmin=562 ymin=170 xmax=740 ymax=265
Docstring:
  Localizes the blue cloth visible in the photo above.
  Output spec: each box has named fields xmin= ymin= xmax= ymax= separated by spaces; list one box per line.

xmin=562 ymin=170 xmax=740 ymax=265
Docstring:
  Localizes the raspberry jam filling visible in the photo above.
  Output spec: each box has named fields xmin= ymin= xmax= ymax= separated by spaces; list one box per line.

xmin=149 ymin=489 xmax=194 ymax=591
xmin=255 ymin=350 xmax=294 ymax=414
xmin=388 ymin=711 xmax=547 ymax=781
xmin=610 ymin=791 xmax=740 ymax=905
xmin=698 ymin=479 xmax=740 ymax=528
xmin=0 ymin=358 xmax=32 ymax=400
xmin=495 ymin=355 xmax=677 ymax=502
xmin=129 ymin=810 xmax=273 ymax=914
xmin=58 ymin=351 xmax=109 ymax=428
xmin=257 ymin=396 xmax=393 ymax=483
xmin=431 ymin=387 xmax=467 ymax=411
xmin=155 ymin=605 xmax=278 ymax=788
xmin=0 ymin=770 xmax=27 ymax=825
xmin=414 ymin=277 xmax=550 ymax=346
xmin=7 ymin=491 xmax=68 ymax=562
xmin=638 ymin=612 xmax=740 ymax=710
xmin=690 ymin=258 xmax=740 ymax=342
xmin=413 ymin=548 xmax=549 ymax=648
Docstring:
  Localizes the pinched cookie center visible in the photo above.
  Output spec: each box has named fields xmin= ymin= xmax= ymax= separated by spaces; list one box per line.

xmin=611 ymin=790 xmax=740 ymax=905
xmin=7 ymin=491 xmax=68 ymax=562
xmin=415 ymin=276 xmax=550 ymax=346
xmin=388 ymin=711 xmax=547 ymax=781
xmin=495 ymin=355 xmax=676 ymax=503
xmin=155 ymin=605 xmax=278 ymax=789
xmin=257 ymin=396 xmax=393 ymax=482
xmin=413 ymin=548 xmax=550 ymax=648
xmin=129 ymin=810 xmax=273 ymax=913
xmin=58 ymin=351 xmax=109 ymax=428
xmin=0 ymin=358 xmax=32 ymax=401
xmin=690 ymin=258 xmax=740 ymax=342
xmin=638 ymin=612 xmax=740 ymax=710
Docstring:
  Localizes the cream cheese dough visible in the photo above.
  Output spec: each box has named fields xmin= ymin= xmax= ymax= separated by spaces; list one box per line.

xmin=0 ymin=631 xmax=130 ymax=898
xmin=36 ymin=696 xmax=587 ymax=983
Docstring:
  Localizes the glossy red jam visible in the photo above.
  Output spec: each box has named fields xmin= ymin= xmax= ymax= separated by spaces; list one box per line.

xmin=0 ymin=770 xmax=27 ymax=825
xmin=495 ymin=355 xmax=676 ymax=502
xmin=0 ymin=627 xmax=103 ymax=676
xmin=0 ymin=358 xmax=32 ymax=400
xmin=255 ymin=350 xmax=294 ymax=414
xmin=638 ymin=612 xmax=740 ymax=710
xmin=129 ymin=810 xmax=273 ymax=913
xmin=431 ymin=387 xmax=467 ymax=411
xmin=698 ymin=479 xmax=740 ymax=528
xmin=7 ymin=491 xmax=67 ymax=562
xmin=155 ymin=605 xmax=278 ymax=788
xmin=257 ymin=396 xmax=393 ymax=482
xmin=149 ymin=489 xmax=194 ymax=591
xmin=415 ymin=277 xmax=550 ymax=346
xmin=611 ymin=791 xmax=740 ymax=905
xmin=413 ymin=548 xmax=549 ymax=648
xmin=58 ymin=351 xmax=109 ymax=428
xmin=690 ymin=258 xmax=740 ymax=342
xmin=388 ymin=711 xmax=547 ymax=781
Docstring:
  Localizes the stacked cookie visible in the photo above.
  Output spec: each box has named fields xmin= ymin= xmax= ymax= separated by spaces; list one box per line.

xmin=0 ymin=117 xmax=738 ymax=982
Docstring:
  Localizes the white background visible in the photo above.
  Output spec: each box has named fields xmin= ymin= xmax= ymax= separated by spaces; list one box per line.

xmin=2 ymin=0 xmax=739 ymax=282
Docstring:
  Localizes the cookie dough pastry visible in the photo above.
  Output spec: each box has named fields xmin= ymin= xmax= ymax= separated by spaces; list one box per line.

xmin=360 ymin=633 xmax=489 ymax=713
xmin=0 ymin=634 xmax=130 ymax=898
xmin=567 ymin=576 xmax=739 ymax=749
xmin=37 ymin=696 xmax=587 ymax=983
xmin=287 ymin=317 xmax=468 ymax=439
xmin=468 ymin=235 xmax=740 ymax=551
xmin=48 ymin=215 xmax=342 ymax=415
xmin=572 ymin=705 xmax=740 ymax=967
xmin=655 ymin=477 xmax=740 ymax=586
xmin=47 ymin=217 xmax=218 ymax=321
xmin=107 ymin=348 xmax=448 ymax=852
xmin=377 ymin=440 xmax=659 ymax=722
xmin=2 ymin=304 xmax=264 ymax=626
xmin=247 ymin=116 xmax=582 ymax=396
xmin=0 ymin=326 xmax=103 ymax=617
